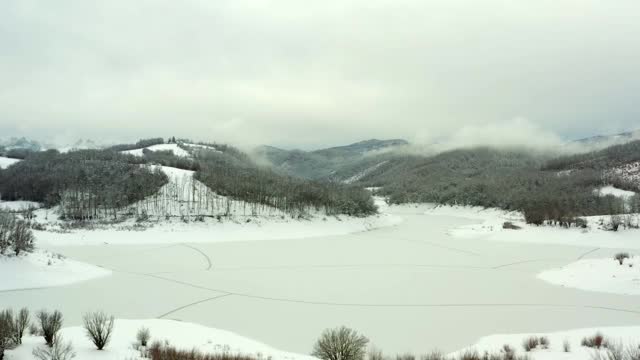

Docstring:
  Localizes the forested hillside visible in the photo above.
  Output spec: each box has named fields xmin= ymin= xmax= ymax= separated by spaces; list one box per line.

xmin=354 ymin=147 xmax=638 ymax=225
xmin=0 ymin=139 xmax=378 ymax=220
xmin=254 ymin=139 xmax=408 ymax=180
xmin=0 ymin=150 xmax=168 ymax=220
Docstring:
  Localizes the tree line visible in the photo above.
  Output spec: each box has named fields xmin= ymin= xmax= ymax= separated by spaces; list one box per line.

xmin=0 ymin=150 xmax=168 ymax=220
xmin=358 ymin=147 xmax=633 ymax=225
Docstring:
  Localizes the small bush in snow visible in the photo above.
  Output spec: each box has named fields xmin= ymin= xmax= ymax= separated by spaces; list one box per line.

xmin=608 ymin=216 xmax=622 ymax=232
xmin=136 ymin=326 xmax=151 ymax=347
xmin=148 ymin=342 xmax=258 ymax=360
xmin=563 ymin=339 xmax=571 ymax=352
xmin=502 ymin=222 xmax=521 ymax=230
xmin=312 ymin=326 xmax=369 ymax=360
xmin=582 ymin=332 xmax=608 ymax=349
xmin=615 ymin=253 xmax=630 ymax=265
xmin=37 ymin=310 xmax=64 ymax=347
xmin=522 ymin=337 xmax=539 ymax=352
xmin=32 ymin=335 xmax=76 ymax=360
xmin=538 ymin=336 xmax=550 ymax=349
xmin=82 ymin=311 xmax=114 ymax=350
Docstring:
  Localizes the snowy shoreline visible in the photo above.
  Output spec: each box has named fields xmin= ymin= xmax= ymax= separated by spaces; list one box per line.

xmin=5 ymin=319 xmax=640 ymax=360
xmin=0 ymin=250 xmax=111 ymax=292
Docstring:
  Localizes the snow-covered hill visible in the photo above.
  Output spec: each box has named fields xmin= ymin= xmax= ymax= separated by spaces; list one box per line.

xmin=0 ymin=156 xmax=20 ymax=169
xmin=122 ymin=143 xmax=191 ymax=157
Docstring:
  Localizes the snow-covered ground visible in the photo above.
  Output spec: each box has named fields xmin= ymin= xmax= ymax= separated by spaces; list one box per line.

xmin=0 ymin=200 xmax=40 ymax=211
xmin=183 ymin=142 xmax=222 ymax=153
xmin=34 ymin=210 xmax=401 ymax=246
xmin=6 ymin=319 xmax=316 ymax=360
xmin=0 ymin=156 xmax=20 ymax=169
xmin=595 ymin=185 xmax=636 ymax=199
xmin=408 ymin=203 xmax=640 ymax=250
xmin=538 ymin=256 xmax=640 ymax=296
xmin=122 ymin=143 xmax=191 ymax=157
xmin=0 ymin=250 xmax=110 ymax=291
xmin=451 ymin=326 xmax=640 ymax=360
xmin=5 ymin=320 xmax=640 ymax=360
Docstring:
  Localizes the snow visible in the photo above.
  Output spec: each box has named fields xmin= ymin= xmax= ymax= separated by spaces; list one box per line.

xmin=450 ymin=326 xmax=640 ymax=360
xmin=402 ymin=203 xmax=640 ymax=250
xmin=0 ymin=156 xmax=20 ymax=169
xmin=121 ymin=143 xmax=192 ymax=158
xmin=0 ymin=200 xmax=41 ymax=211
xmin=595 ymin=186 xmax=636 ymax=198
xmin=0 ymin=250 xmax=111 ymax=291
xmin=343 ymin=161 xmax=388 ymax=184
xmin=6 ymin=319 xmax=316 ymax=360
xmin=538 ymin=256 xmax=640 ymax=296
xmin=183 ymin=143 xmax=222 ymax=153
xmin=34 ymin=211 xmax=401 ymax=246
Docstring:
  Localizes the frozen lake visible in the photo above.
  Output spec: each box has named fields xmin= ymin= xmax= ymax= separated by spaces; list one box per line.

xmin=2 ymin=208 xmax=639 ymax=354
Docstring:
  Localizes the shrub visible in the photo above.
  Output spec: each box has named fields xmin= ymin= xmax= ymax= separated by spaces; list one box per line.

xmin=502 ymin=222 xmax=521 ymax=230
xmin=421 ymin=351 xmax=446 ymax=360
xmin=32 ymin=335 xmax=76 ymax=360
xmin=137 ymin=326 xmax=151 ymax=347
xmin=615 ymin=253 xmax=630 ymax=265
xmin=312 ymin=327 xmax=369 ymax=360
xmin=37 ymin=310 xmax=63 ymax=347
xmin=0 ymin=310 xmax=16 ymax=360
xmin=147 ymin=342 xmax=258 ymax=360
xmin=8 ymin=308 xmax=30 ymax=344
xmin=12 ymin=220 xmax=35 ymax=255
xmin=563 ymin=339 xmax=571 ymax=352
xmin=538 ymin=337 xmax=549 ymax=349
xmin=582 ymin=332 xmax=608 ymax=349
xmin=82 ymin=311 xmax=114 ymax=350
xmin=522 ymin=337 xmax=539 ymax=352
xmin=609 ymin=216 xmax=622 ymax=232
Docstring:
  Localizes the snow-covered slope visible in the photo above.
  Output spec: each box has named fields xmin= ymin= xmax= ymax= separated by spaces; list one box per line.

xmin=538 ymin=256 xmax=640 ymax=296
xmin=0 ymin=250 xmax=111 ymax=291
xmin=450 ymin=326 xmax=640 ymax=360
xmin=6 ymin=319 xmax=316 ymax=360
xmin=122 ymin=143 xmax=191 ymax=157
xmin=0 ymin=200 xmax=40 ymax=211
xmin=0 ymin=156 xmax=20 ymax=169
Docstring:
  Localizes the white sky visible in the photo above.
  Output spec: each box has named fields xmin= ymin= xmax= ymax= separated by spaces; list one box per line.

xmin=1 ymin=1 xmax=639 ymax=149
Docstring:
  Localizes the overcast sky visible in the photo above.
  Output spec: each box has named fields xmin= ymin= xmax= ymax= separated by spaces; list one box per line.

xmin=1 ymin=1 xmax=639 ymax=149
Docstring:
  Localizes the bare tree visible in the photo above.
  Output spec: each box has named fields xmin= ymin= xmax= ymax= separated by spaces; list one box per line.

xmin=0 ymin=310 xmax=16 ymax=360
xmin=11 ymin=220 xmax=34 ymax=256
xmin=12 ymin=308 xmax=30 ymax=344
xmin=312 ymin=326 xmax=369 ymax=360
xmin=82 ymin=311 xmax=114 ymax=350
xmin=37 ymin=310 xmax=63 ymax=347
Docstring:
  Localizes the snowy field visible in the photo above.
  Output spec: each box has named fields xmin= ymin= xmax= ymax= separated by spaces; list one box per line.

xmin=121 ymin=143 xmax=191 ymax=157
xmin=538 ymin=256 xmax=640 ymax=296
xmin=1 ymin=202 xmax=640 ymax=355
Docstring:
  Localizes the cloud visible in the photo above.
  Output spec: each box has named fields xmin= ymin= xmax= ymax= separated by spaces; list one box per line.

xmin=1 ymin=1 xmax=639 ymax=148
